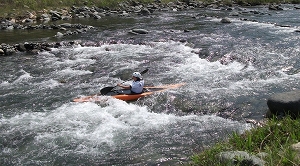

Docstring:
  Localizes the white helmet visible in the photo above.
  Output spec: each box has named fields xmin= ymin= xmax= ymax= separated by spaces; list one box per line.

xmin=132 ymin=72 xmax=142 ymax=78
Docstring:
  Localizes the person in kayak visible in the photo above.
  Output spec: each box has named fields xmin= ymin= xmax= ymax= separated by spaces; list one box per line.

xmin=117 ymin=72 xmax=145 ymax=94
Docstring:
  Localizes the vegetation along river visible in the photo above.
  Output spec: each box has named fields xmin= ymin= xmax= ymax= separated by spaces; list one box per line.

xmin=0 ymin=4 xmax=299 ymax=165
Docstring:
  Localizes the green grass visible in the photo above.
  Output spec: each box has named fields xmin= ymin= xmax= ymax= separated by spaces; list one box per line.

xmin=0 ymin=0 xmax=159 ymax=18
xmin=0 ymin=0 xmax=158 ymax=18
xmin=190 ymin=116 xmax=300 ymax=165
xmin=0 ymin=0 xmax=175 ymax=11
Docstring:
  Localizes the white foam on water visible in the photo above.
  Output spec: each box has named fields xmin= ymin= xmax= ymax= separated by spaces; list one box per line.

xmin=33 ymin=79 xmax=62 ymax=90
xmin=54 ymin=58 xmax=96 ymax=67
xmin=0 ymin=98 xmax=251 ymax=156
xmin=39 ymin=47 xmax=97 ymax=69
xmin=12 ymin=70 xmax=33 ymax=84
xmin=143 ymin=41 xmax=299 ymax=97
xmin=216 ymin=17 xmax=300 ymax=37
xmin=34 ymin=41 xmax=297 ymax=99
xmin=0 ymin=81 xmax=10 ymax=86
xmin=54 ymin=67 xmax=93 ymax=77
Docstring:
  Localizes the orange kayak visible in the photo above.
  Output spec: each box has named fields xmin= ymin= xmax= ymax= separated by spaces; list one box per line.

xmin=73 ymin=83 xmax=185 ymax=102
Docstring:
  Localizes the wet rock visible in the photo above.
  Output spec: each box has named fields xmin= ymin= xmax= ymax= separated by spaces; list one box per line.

xmin=55 ymin=32 xmax=64 ymax=38
xmin=275 ymin=23 xmax=290 ymax=27
xmin=60 ymin=23 xmax=72 ymax=28
xmin=40 ymin=13 xmax=50 ymax=20
xmin=0 ymin=42 xmax=59 ymax=55
xmin=131 ymin=29 xmax=149 ymax=34
xmin=140 ymin=8 xmax=151 ymax=15
xmin=229 ymin=12 xmax=240 ymax=16
xmin=4 ymin=48 xmax=15 ymax=56
xmin=6 ymin=25 xmax=14 ymax=30
xmin=24 ymin=42 xmax=35 ymax=50
xmin=27 ymin=12 xmax=36 ymax=19
xmin=60 ymin=27 xmax=67 ymax=31
xmin=219 ymin=54 xmax=237 ymax=65
xmin=0 ymin=44 xmax=13 ymax=56
xmin=93 ymin=14 xmax=102 ymax=19
xmin=32 ymin=49 xmax=40 ymax=54
xmin=221 ymin=17 xmax=231 ymax=23
xmin=269 ymin=4 xmax=283 ymax=10
xmin=42 ymin=46 xmax=52 ymax=51
xmin=65 ymin=30 xmax=73 ymax=35
xmin=0 ymin=48 xmax=4 ymax=55
xmin=22 ymin=18 xmax=34 ymax=23
xmin=267 ymin=90 xmax=300 ymax=118
xmin=119 ymin=11 xmax=130 ymax=17
xmin=49 ymin=10 xmax=62 ymax=20
xmin=15 ymin=43 xmax=27 ymax=52
xmin=128 ymin=31 xmax=140 ymax=35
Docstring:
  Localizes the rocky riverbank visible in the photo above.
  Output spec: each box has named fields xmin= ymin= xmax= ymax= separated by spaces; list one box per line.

xmin=1 ymin=1 xmax=299 ymax=56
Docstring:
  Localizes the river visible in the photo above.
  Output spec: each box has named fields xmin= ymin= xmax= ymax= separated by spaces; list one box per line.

xmin=0 ymin=4 xmax=299 ymax=165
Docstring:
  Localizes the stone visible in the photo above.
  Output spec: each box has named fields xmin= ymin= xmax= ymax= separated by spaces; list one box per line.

xmin=6 ymin=25 xmax=14 ymax=30
xmin=221 ymin=17 xmax=231 ymax=23
xmin=267 ymin=90 xmax=300 ymax=118
xmin=15 ymin=43 xmax=27 ymax=52
xmin=291 ymin=142 xmax=300 ymax=151
xmin=4 ymin=48 xmax=15 ymax=56
xmin=60 ymin=23 xmax=72 ymax=28
xmin=55 ymin=32 xmax=64 ymax=38
xmin=131 ymin=29 xmax=149 ymax=34
xmin=218 ymin=151 xmax=265 ymax=166
xmin=0 ymin=49 xmax=4 ymax=55
xmin=291 ymin=142 xmax=300 ymax=160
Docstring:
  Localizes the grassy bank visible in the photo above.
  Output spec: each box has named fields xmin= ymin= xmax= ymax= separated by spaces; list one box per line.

xmin=0 ymin=0 xmax=164 ymax=17
xmin=191 ymin=116 xmax=300 ymax=165
xmin=0 ymin=0 xmax=155 ymax=17
xmin=0 ymin=0 xmax=299 ymax=18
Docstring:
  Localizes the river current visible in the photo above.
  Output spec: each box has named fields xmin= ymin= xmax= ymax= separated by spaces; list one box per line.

xmin=0 ymin=4 xmax=299 ymax=165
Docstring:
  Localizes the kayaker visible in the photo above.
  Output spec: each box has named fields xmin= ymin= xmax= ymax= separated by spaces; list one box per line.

xmin=117 ymin=72 xmax=145 ymax=94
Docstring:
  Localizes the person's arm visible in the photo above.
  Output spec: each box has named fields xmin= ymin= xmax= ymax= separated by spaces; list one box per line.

xmin=117 ymin=83 xmax=131 ymax=89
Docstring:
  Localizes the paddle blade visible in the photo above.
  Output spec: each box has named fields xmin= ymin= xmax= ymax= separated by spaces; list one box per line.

xmin=100 ymin=86 xmax=115 ymax=95
xmin=140 ymin=68 xmax=149 ymax=75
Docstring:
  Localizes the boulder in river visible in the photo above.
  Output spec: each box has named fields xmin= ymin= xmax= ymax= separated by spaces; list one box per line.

xmin=129 ymin=29 xmax=149 ymax=35
xmin=267 ymin=90 xmax=300 ymax=118
xmin=221 ymin=17 xmax=231 ymax=23
xmin=0 ymin=48 xmax=4 ymax=55
xmin=268 ymin=4 xmax=283 ymax=10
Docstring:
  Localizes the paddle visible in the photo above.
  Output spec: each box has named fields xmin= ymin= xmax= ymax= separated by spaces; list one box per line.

xmin=100 ymin=69 xmax=148 ymax=95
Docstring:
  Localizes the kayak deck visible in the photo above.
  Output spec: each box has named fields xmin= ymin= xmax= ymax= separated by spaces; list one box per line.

xmin=73 ymin=83 xmax=185 ymax=102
